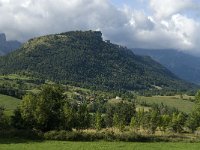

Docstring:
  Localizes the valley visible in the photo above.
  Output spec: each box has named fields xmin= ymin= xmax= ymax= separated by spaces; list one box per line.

xmin=1 ymin=0 xmax=200 ymax=149
xmin=133 ymin=49 xmax=200 ymax=84
xmin=0 ymin=31 xmax=200 ymax=148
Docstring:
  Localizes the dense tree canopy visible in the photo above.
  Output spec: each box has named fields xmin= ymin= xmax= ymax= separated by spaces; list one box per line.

xmin=0 ymin=31 xmax=195 ymax=91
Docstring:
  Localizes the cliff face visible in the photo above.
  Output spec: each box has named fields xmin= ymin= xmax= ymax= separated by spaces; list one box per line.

xmin=0 ymin=33 xmax=21 ymax=55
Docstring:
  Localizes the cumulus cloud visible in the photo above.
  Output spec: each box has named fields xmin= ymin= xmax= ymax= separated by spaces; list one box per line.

xmin=116 ymin=0 xmax=200 ymax=53
xmin=0 ymin=0 xmax=200 ymax=54
xmin=0 ymin=0 xmax=127 ymax=41
xmin=149 ymin=0 xmax=197 ymax=19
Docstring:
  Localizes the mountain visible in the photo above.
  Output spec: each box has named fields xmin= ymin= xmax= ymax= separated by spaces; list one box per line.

xmin=0 ymin=33 xmax=21 ymax=55
xmin=0 ymin=31 xmax=196 ymax=91
xmin=133 ymin=49 xmax=200 ymax=84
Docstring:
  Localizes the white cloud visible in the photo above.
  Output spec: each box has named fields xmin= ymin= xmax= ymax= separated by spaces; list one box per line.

xmin=0 ymin=0 xmax=200 ymax=54
xmin=128 ymin=13 xmax=200 ymax=51
xmin=149 ymin=0 xmax=197 ymax=19
xmin=0 ymin=0 xmax=127 ymax=41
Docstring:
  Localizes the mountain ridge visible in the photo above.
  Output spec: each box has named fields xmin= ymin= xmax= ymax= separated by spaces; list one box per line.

xmin=133 ymin=48 xmax=200 ymax=84
xmin=0 ymin=33 xmax=21 ymax=55
xmin=0 ymin=31 xmax=196 ymax=91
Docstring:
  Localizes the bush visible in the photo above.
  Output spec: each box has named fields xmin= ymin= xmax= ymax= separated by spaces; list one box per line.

xmin=44 ymin=130 xmax=104 ymax=141
xmin=43 ymin=130 xmax=159 ymax=142
xmin=0 ymin=129 xmax=43 ymax=140
xmin=0 ymin=106 xmax=10 ymax=130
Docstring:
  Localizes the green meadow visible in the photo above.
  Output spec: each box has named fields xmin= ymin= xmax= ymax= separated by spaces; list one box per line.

xmin=0 ymin=94 xmax=21 ymax=115
xmin=139 ymin=95 xmax=195 ymax=113
xmin=0 ymin=140 xmax=199 ymax=150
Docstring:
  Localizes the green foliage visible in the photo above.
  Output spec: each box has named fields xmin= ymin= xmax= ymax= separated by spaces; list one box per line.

xmin=186 ymin=90 xmax=200 ymax=132
xmin=0 ymin=31 xmax=194 ymax=91
xmin=20 ymin=85 xmax=66 ymax=131
xmin=0 ymin=74 xmax=44 ymax=98
xmin=159 ymin=114 xmax=171 ymax=132
xmin=195 ymin=90 xmax=200 ymax=103
xmin=75 ymin=104 xmax=90 ymax=130
xmin=146 ymin=110 xmax=160 ymax=134
xmin=171 ymin=112 xmax=186 ymax=133
xmin=113 ymin=113 xmax=125 ymax=131
xmin=105 ymin=101 xmax=136 ymax=127
xmin=130 ymin=116 xmax=137 ymax=130
xmin=95 ymin=112 xmax=102 ymax=131
xmin=43 ymin=130 xmax=153 ymax=142
xmin=0 ymin=129 xmax=42 ymax=140
xmin=62 ymin=102 xmax=77 ymax=131
xmin=186 ymin=111 xmax=200 ymax=132
xmin=16 ymin=84 xmax=91 ymax=131
xmin=112 ymin=113 xmax=119 ymax=128
xmin=11 ymin=108 xmax=27 ymax=129
xmin=20 ymin=93 xmax=37 ymax=128
xmin=135 ymin=108 xmax=145 ymax=130
xmin=0 ymin=106 xmax=8 ymax=129
xmin=3 ymin=85 xmax=200 ymax=139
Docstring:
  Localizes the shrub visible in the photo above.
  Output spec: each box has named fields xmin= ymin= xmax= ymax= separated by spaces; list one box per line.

xmin=0 ymin=129 xmax=43 ymax=140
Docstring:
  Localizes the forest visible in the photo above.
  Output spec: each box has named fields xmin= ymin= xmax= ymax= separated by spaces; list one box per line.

xmin=0 ymin=31 xmax=197 ymax=91
xmin=1 ymin=84 xmax=200 ymax=142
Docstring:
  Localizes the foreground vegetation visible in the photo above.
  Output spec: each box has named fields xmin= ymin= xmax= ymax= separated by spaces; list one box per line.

xmin=0 ymin=84 xmax=200 ymax=143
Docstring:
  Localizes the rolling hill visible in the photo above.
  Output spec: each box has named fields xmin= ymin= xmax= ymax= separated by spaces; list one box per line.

xmin=0 ymin=31 xmax=196 ymax=91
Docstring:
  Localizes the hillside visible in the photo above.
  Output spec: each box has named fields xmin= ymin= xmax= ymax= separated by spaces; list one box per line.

xmin=0 ymin=33 xmax=21 ymax=55
xmin=139 ymin=95 xmax=195 ymax=113
xmin=133 ymin=49 xmax=200 ymax=84
xmin=0 ymin=31 xmax=196 ymax=91
xmin=0 ymin=94 xmax=21 ymax=115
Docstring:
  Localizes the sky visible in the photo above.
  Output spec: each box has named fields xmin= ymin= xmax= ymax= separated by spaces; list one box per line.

xmin=0 ymin=0 xmax=200 ymax=54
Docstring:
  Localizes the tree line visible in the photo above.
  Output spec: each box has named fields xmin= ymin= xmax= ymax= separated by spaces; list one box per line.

xmin=1 ymin=85 xmax=200 ymax=137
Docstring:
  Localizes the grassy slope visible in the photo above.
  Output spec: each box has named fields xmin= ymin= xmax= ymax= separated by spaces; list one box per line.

xmin=0 ymin=94 xmax=21 ymax=115
xmin=139 ymin=95 xmax=195 ymax=113
xmin=0 ymin=140 xmax=200 ymax=150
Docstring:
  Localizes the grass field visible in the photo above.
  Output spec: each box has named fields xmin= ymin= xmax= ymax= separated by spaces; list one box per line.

xmin=139 ymin=95 xmax=195 ymax=113
xmin=0 ymin=94 xmax=21 ymax=115
xmin=0 ymin=93 xmax=195 ymax=114
xmin=0 ymin=140 xmax=200 ymax=150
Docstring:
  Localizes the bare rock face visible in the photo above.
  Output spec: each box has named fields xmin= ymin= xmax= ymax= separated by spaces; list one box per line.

xmin=0 ymin=33 xmax=21 ymax=55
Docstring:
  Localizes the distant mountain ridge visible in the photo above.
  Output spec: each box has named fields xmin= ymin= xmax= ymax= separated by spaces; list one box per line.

xmin=0 ymin=31 xmax=196 ymax=91
xmin=0 ymin=33 xmax=21 ymax=55
xmin=133 ymin=48 xmax=200 ymax=84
